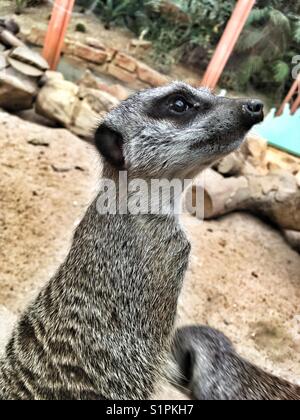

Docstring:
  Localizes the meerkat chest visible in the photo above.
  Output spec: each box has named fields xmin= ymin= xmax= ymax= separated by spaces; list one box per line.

xmin=137 ymin=216 xmax=191 ymax=276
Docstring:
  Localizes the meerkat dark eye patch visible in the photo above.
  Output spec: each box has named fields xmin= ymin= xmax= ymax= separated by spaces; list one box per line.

xmin=94 ymin=124 xmax=125 ymax=168
xmin=146 ymin=91 xmax=197 ymax=125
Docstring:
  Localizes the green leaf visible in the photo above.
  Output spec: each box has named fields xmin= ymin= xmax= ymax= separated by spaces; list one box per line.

xmin=269 ymin=9 xmax=291 ymax=33
xmin=237 ymin=28 xmax=266 ymax=52
xmin=293 ymin=21 xmax=300 ymax=43
xmin=273 ymin=61 xmax=290 ymax=83
xmin=247 ymin=7 xmax=270 ymax=25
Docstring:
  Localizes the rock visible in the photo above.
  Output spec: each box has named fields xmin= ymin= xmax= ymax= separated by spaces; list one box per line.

xmin=71 ymin=97 xmax=101 ymax=138
xmin=216 ymin=135 xmax=300 ymax=180
xmin=247 ymin=134 xmax=268 ymax=160
xmin=105 ymin=46 xmax=117 ymax=62
xmin=27 ymin=138 xmax=50 ymax=147
xmin=283 ymin=230 xmax=300 ymax=252
xmin=78 ymin=86 xmax=119 ymax=113
xmin=137 ymin=62 xmax=168 ymax=87
xmin=266 ymin=147 xmax=300 ymax=175
xmin=36 ymin=77 xmax=119 ymax=138
xmin=10 ymin=46 xmax=49 ymax=71
xmin=78 ymin=70 xmax=129 ymax=101
xmin=44 ymin=70 xmax=64 ymax=81
xmin=217 ymin=153 xmax=245 ymax=176
xmin=85 ymin=37 xmax=106 ymax=51
xmin=215 ymin=134 xmax=268 ymax=176
xmin=51 ymin=164 xmax=72 ymax=173
xmin=7 ymin=57 xmax=44 ymax=77
xmin=17 ymin=109 xmax=58 ymax=128
xmin=0 ymin=52 xmax=7 ymax=70
xmin=107 ymin=63 xmax=137 ymax=84
xmin=0 ymin=29 xmax=25 ymax=49
xmin=70 ymin=88 xmax=117 ymax=138
xmin=23 ymin=26 xmax=46 ymax=47
xmin=39 ymin=70 xmax=64 ymax=87
xmin=77 ymin=69 xmax=101 ymax=89
xmin=71 ymin=41 xmax=108 ymax=64
xmin=36 ymin=78 xmax=79 ymax=126
xmin=4 ymin=19 xmax=20 ymax=35
xmin=98 ymin=83 xmax=129 ymax=101
xmin=82 ymin=41 xmax=116 ymax=61
xmin=0 ymin=18 xmax=20 ymax=35
xmin=114 ymin=52 xmax=137 ymax=73
xmin=0 ymin=67 xmax=38 ymax=111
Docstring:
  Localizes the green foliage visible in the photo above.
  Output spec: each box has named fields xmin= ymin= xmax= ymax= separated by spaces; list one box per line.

xmin=75 ymin=22 xmax=87 ymax=33
xmin=14 ymin=0 xmax=48 ymax=14
xmin=15 ymin=0 xmax=27 ymax=14
xmin=224 ymin=3 xmax=300 ymax=103
xmin=293 ymin=21 xmax=300 ymax=43
xmin=76 ymin=0 xmax=300 ymax=103
xmin=274 ymin=61 xmax=290 ymax=83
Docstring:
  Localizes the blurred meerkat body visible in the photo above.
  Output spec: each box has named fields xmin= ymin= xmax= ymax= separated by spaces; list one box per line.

xmin=172 ymin=326 xmax=300 ymax=401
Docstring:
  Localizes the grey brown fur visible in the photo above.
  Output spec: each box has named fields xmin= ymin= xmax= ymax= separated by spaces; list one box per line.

xmin=171 ymin=326 xmax=300 ymax=400
xmin=0 ymin=82 xmax=294 ymax=400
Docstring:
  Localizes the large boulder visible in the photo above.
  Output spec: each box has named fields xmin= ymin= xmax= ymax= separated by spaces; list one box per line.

xmin=71 ymin=87 xmax=119 ymax=138
xmin=0 ymin=28 xmax=24 ymax=49
xmin=0 ymin=66 xmax=38 ymax=111
xmin=0 ymin=28 xmax=49 ymax=111
xmin=78 ymin=70 xmax=130 ymax=101
xmin=36 ymin=75 xmax=119 ymax=138
xmin=36 ymin=77 xmax=79 ymax=126
xmin=8 ymin=46 xmax=49 ymax=77
xmin=215 ymin=134 xmax=300 ymax=177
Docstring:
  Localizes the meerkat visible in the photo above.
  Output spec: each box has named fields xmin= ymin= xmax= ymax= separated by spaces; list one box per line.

xmin=0 ymin=82 xmax=272 ymax=400
xmin=171 ymin=326 xmax=300 ymax=400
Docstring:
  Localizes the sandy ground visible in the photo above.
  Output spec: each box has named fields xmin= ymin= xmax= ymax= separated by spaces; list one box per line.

xmin=0 ymin=112 xmax=299 ymax=399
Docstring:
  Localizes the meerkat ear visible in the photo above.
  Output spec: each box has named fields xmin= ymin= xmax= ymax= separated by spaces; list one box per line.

xmin=94 ymin=124 xmax=125 ymax=168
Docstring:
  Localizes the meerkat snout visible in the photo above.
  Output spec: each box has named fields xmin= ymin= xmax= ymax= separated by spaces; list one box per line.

xmin=95 ymin=82 xmax=264 ymax=179
xmin=241 ymin=99 xmax=264 ymax=127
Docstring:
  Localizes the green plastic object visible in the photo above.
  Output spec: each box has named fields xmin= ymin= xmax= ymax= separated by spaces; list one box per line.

xmin=253 ymin=104 xmax=300 ymax=157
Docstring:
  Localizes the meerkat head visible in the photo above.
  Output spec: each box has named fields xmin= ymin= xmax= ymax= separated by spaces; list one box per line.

xmin=95 ymin=82 xmax=264 ymax=179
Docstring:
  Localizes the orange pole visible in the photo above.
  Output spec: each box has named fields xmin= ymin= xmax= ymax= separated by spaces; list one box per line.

xmin=201 ymin=0 xmax=256 ymax=90
xmin=42 ymin=0 xmax=75 ymax=70
xmin=291 ymin=89 xmax=300 ymax=115
xmin=277 ymin=75 xmax=300 ymax=116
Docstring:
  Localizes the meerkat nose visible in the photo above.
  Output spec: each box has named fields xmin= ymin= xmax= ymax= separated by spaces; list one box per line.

xmin=242 ymin=100 xmax=264 ymax=127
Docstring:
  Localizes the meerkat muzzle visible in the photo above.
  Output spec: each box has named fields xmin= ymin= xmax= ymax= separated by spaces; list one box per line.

xmin=242 ymin=99 xmax=264 ymax=127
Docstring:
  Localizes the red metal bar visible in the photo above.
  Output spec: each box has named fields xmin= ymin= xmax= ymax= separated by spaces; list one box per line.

xmin=42 ymin=0 xmax=75 ymax=70
xmin=291 ymin=88 xmax=300 ymax=115
xmin=277 ymin=75 xmax=300 ymax=116
xmin=201 ymin=0 xmax=256 ymax=90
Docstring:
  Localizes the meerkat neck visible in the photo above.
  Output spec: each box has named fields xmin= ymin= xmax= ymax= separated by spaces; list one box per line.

xmin=100 ymin=162 xmax=187 ymax=218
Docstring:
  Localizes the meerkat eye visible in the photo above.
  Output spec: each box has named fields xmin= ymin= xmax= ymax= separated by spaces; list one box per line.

xmin=169 ymin=97 xmax=191 ymax=114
